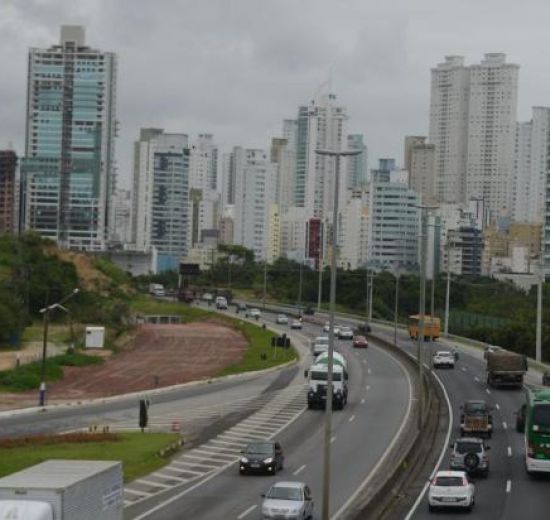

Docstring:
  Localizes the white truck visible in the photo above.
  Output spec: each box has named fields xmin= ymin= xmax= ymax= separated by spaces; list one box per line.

xmin=305 ymin=351 xmax=348 ymax=410
xmin=0 ymin=460 xmax=123 ymax=520
xmin=148 ymin=283 xmax=165 ymax=297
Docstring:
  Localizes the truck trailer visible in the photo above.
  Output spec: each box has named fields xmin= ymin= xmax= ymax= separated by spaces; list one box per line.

xmin=0 ymin=460 xmax=123 ymax=520
xmin=486 ymin=350 xmax=527 ymax=388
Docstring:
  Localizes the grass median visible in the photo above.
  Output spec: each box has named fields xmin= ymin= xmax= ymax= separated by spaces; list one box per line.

xmin=0 ymin=432 xmax=181 ymax=483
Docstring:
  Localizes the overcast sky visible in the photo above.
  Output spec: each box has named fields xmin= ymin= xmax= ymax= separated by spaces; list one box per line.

xmin=2 ymin=0 xmax=550 ymax=188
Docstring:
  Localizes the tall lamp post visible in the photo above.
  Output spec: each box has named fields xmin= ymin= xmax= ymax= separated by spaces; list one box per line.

xmin=316 ymin=147 xmax=361 ymax=520
xmin=536 ymin=255 xmax=544 ymax=363
xmin=38 ymin=288 xmax=79 ymax=407
xmin=393 ymin=261 xmax=402 ymax=347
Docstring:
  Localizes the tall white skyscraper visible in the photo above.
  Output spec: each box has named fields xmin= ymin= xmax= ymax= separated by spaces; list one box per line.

xmin=232 ymin=148 xmax=276 ymax=260
xmin=132 ymin=129 xmax=190 ymax=271
xmin=429 ymin=54 xmax=519 ymax=218
xmin=22 ymin=25 xmax=117 ymax=250
xmin=513 ymin=107 xmax=550 ymax=223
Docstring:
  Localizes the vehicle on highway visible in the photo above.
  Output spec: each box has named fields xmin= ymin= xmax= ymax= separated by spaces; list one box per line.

xmin=276 ymin=314 xmax=289 ymax=325
xmin=305 ymin=351 xmax=348 ymax=410
xmin=312 ymin=336 xmax=329 ymax=356
xmin=483 ymin=344 xmax=503 ymax=360
xmin=261 ymin=481 xmax=314 ymax=520
xmin=149 ymin=283 xmax=165 ymax=297
xmin=236 ymin=302 xmax=248 ymax=313
xmin=290 ymin=319 xmax=303 ymax=329
xmin=486 ymin=349 xmax=527 ymax=388
xmin=460 ymin=400 xmax=493 ymax=438
xmin=338 ymin=326 xmax=354 ymax=340
xmin=432 ymin=351 xmax=455 ymax=369
xmin=354 ymin=322 xmax=372 ymax=335
xmin=202 ymin=292 xmax=214 ymax=303
xmin=239 ymin=441 xmax=284 ymax=475
xmin=449 ymin=438 xmax=490 ymax=477
xmin=543 ymin=371 xmax=550 ymax=386
xmin=516 ymin=403 xmax=527 ymax=432
xmin=322 ymin=322 xmax=340 ymax=335
xmin=353 ymin=335 xmax=368 ymax=348
xmin=246 ymin=308 xmax=262 ymax=319
xmin=216 ymin=296 xmax=228 ymax=309
xmin=428 ymin=470 xmax=475 ymax=513
xmin=303 ymin=306 xmax=315 ymax=315
xmin=524 ymin=389 xmax=550 ymax=475
xmin=408 ymin=314 xmax=440 ymax=341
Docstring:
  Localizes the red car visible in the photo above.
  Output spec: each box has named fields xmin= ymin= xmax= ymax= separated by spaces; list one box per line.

xmin=353 ymin=335 xmax=368 ymax=348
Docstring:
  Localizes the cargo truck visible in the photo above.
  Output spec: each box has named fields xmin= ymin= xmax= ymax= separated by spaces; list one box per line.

xmin=0 ymin=460 xmax=123 ymax=520
xmin=148 ymin=283 xmax=165 ymax=297
xmin=486 ymin=350 xmax=527 ymax=388
xmin=305 ymin=351 xmax=348 ymax=410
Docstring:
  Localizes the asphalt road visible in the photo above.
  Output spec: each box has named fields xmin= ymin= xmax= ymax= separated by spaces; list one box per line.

xmin=126 ymin=314 xmax=412 ymax=520
xmin=370 ymin=324 xmax=550 ymax=520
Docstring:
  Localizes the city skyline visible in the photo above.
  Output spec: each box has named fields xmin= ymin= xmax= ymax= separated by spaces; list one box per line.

xmin=2 ymin=1 xmax=550 ymax=188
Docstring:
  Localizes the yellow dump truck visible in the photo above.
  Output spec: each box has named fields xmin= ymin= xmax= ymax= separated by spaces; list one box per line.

xmin=408 ymin=315 xmax=441 ymax=341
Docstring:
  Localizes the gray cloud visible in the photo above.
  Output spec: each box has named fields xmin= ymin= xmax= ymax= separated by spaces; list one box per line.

xmin=1 ymin=0 xmax=550 ymax=187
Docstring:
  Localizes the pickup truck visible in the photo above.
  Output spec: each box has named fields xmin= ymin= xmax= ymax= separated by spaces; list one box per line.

xmin=460 ymin=400 xmax=493 ymax=438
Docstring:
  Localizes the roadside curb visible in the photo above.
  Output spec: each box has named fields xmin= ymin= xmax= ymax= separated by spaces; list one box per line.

xmin=0 ymin=314 xmax=303 ymax=420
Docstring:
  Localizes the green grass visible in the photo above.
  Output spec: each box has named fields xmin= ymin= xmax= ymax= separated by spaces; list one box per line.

xmin=21 ymin=323 xmax=82 ymax=343
xmin=0 ymin=433 xmax=180 ymax=483
xmin=0 ymin=351 xmax=103 ymax=392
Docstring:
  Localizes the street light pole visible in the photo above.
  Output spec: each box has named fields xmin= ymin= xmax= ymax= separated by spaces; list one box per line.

xmin=317 ymin=222 xmax=324 ymax=311
xmin=417 ymin=213 xmax=427 ymax=430
xmin=262 ymin=262 xmax=267 ymax=312
xmin=38 ymin=288 xmax=79 ymax=407
xmin=394 ymin=272 xmax=400 ymax=347
xmin=536 ymin=256 xmax=543 ymax=363
xmin=316 ymin=147 xmax=361 ymax=520
xmin=444 ymin=257 xmax=451 ymax=337
xmin=368 ymin=271 xmax=373 ymax=322
xmin=297 ymin=260 xmax=303 ymax=314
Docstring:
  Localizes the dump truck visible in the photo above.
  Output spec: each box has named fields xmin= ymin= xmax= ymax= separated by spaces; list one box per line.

xmin=408 ymin=314 xmax=440 ymax=341
xmin=0 ymin=460 xmax=123 ymax=520
xmin=486 ymin=350 xmax=527 ymax=389
xmin=460 ymin=400 xmax=493 ymax=438
xmin=305 ymin=351 xmax=348 ymax=410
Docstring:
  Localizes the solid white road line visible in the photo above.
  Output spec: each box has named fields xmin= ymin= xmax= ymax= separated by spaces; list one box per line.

xmin=136 ymin=479 xmax=171 ymax=489
xmin=124 ymin=488 xmax=152 ymax=496
xmin=349 ymin=415 xmax=356 ymax=423
xmin=506 ymin=480 xmax=512 ymax=493
xmin=293 ymin=464 xmax=306 ymax=476
xmin=153 ymin=472 xmax=188 ymax=482
xmin=237 ymin=504 xmax=257 ymax=519
xmin=503 ymin=421 xmax=508 ymax=430
xmin=508 ymin=446 xmax=512 ymax=457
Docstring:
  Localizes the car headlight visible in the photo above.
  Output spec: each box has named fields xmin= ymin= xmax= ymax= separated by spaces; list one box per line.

xmin=263 ymin=457 xmax=274 ymax=464
xmin=240 ymin=457 xmax=248 ymax=463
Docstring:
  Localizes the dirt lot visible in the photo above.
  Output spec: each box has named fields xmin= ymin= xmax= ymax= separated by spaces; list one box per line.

xmin=0 ymin=322 xmax=247 ymax=409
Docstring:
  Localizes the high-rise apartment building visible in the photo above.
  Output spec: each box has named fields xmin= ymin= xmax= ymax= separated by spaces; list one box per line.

xmin=340 ymin=190 xmax=369 ymax=270
xmin=270 ymin=137 xmax=295 ymax=212
xmin=21 ymin=26 xmax=117 ymax=250
xmin=513 ymin=107 xmax=550 ymax=223
xmin=132 ymin=129 xmax=190 ymax=271
xmin=405 ymin=136 xmax=436 ymax=204
xmin=0 ymin=151 xmax=17 ymax=234
xmin=110 ymin=188 xmax=132 ymax=245
xmin=232 ymin=148 xmax=275 ymax=260
xmin=346 ymin=134 xmax=368 ymax=189
xmin=429 ymin=54 xmax=518 ymax=218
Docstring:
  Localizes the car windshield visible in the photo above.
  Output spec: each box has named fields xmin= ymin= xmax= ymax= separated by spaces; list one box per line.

xmin=279 ymin=315 xmax=286 ymax=319
xmin=267 ymin=486 xmax=303 ymax=501
xmin=316 ymin=338 xmax=329 ymax=345
xmin=311 ymin=371 xmax=342 ymax=381
xmin=533 ymin=405 xmax=550 ymax=428
xmin=437 ymin=352 xmax=451 ymax=357
xmin=455 ymin=442 xmax=482 ymax=454
xmin=465 ymin=402 xmax=487 ymax=414
xmin=434 ymin=476 xmax=464 ymax=487
xmin=245 ymin=443 xmax=273 ymax=455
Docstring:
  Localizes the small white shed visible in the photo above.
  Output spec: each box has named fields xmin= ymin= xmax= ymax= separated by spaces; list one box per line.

xmin=85 ymin=326 xmax=105 ymax=349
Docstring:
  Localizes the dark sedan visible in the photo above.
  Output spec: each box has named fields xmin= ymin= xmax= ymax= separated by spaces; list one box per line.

xmin=239 ymin=441 xmax=284 ymax=475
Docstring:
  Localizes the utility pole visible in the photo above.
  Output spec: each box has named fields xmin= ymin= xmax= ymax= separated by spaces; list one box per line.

xmin=297 ymin=260 xmax=303 ymax=314
xmin=368 ymin=271 xmax=374 ymax=322
xmin=317 ymin=222 xmax=324 ymax=311
xmin=315 ymin=147 xmax=361 ymax=520
xmin=536 ymin=256 xmax=543 ymax=363
xmin=444 ymin=257 xmax=451 ymax=337
xmin=430 ymin=277 xmax=435 ymax=318
xmin=394 ymin=272 xmax=400 ymax=347
xmin=262 ymin=262 xmax=267 ymax=312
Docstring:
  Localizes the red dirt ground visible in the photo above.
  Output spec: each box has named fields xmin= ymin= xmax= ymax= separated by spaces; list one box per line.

xmin=0 ymin=322 xmax=247 ymax=409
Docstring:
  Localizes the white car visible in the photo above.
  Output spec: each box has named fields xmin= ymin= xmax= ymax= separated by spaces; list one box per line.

xmin=290 ymin=319 xmax=303 ymax=330
xmin=276 ymin=314 xmax=289 ymax=324
xmin=323 ymin=322 xmax=331 ymax=333
xmin=338 ymin=326 xmax=354 ymax=340
xmin=312 ymin=336 xmax=329 ymax=356
xmin=432 ymin=351 xmax=455 ymax=369
xmin=247 ymin=308 xmax=262 ymax=319
xmin=428 ymin=470 xmax=475 ymax=512
xmin=261 ymin=481 xmax=314 ymax=520
xmin=322 ymin=322 xmax=340 ymax=336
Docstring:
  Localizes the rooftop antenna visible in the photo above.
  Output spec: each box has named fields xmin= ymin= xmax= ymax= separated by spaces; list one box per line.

xmin=313 ymin=66 xmax=334 ymax=102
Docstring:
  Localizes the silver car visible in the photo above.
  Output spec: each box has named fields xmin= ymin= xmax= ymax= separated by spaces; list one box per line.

xmin=261 ymin=481 xmax=314 ymax=520
xmin=449 ymin=437 xmax=490 ymax=477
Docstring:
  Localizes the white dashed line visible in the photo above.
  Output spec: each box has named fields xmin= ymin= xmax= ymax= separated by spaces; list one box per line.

xmin=237 ymin=504 xmax=257 ymax=519
xmin=349 ymin=415 xmax=356 ymax=423
xmin=330 ymin=436 xmax=336 ymax=444
xmin=367 ymin=369 xmax=372 ymax=374
xmin=496 ymin=403 xmax=500 ymax=411
xmin=366 ymin=385 xmax=371 ymax=391
xmin=360 ymin=398 xmax=365 ymax=404
xmin=508 ymin=446 xmax=512 ymax=457
xmin=502 ymin=421 xmax=508 ymax=430
xmin=363 ymin=359 xmax=367 ymax=364
xmin=461 ymin=367 xmax=467 ymax=372
xmin=293 ymin=464 xmax=306 ymax=476
xmin=474 ymin=377 xmax=480 ymax=382
xmin=486 ymin=389 xmax=491 ymax=395
xmin=506 ymin=480 xmax=512 ymax=493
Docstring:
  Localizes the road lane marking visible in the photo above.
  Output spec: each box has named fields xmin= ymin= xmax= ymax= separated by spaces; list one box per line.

xmin=363 ymin=359 xmax=367 ymax=364
xmin=330 ymin=435 xmax=336 ymax=444
xmin=367 ymin=368 xmax=372 ymax=374
xmin=360 ymin=398 xmax=365 ymax=404
xmin=237 ymin=504 xmax=257 ymax=519
xmin=474 ymin=377 xmax=480 ymax=382
xmin=496 ymin=403 xmax=500 ymax=411
xmin=349 ymin=415 xmax=356 ymax=423
xmin=502 ymin=421 xmax=508 ymax=430
xmin=293 ymin=464 xmax=306 ymax=476
xmin=366 ymin=385 xmax=371 ymax=391
xmin=486 ymin=388 xmax=491 ymax=395
xmin=506 ymin=480 xmax=512 ymax=493
xmin=508 ymin=446 xmax=512 ymax=457
xmin=461 ymin=367 xmax=467 ymax=372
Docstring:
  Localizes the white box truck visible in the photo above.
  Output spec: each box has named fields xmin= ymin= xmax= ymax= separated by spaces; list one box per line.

xmin=85 ymin=327 xmax=105 ymax=349
xmin=148 ymin=283 xmax=165 ymax=297
xmin=0 ymin=460 xmax=123 ymax=520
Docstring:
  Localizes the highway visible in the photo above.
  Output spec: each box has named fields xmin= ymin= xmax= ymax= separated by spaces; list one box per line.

xmin=124 ymin=313 xmax=413 ymax=520
xmin=370 ymin=324 xmax=549 ymax=520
